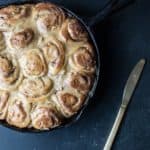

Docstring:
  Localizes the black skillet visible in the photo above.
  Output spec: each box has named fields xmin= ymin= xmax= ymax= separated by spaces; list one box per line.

xmin=0 ymin=0 xmax=134 ymax=132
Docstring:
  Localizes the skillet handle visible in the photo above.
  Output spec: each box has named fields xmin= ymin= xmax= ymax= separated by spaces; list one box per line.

xmin=88 ymin=0 xmax=135 ymax=27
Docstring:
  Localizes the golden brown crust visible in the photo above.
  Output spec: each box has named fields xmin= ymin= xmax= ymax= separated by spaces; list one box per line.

xmin=6 ymin=94 xmax=31 ymax=128
xmin=0 ymin=2 xmax=96 ymax=130
xmin=60 ymin=19 xmax=87 ymax=42
xmin=0 ymin=52 xmax=23 ymax=90
xmin=52 ymin=90 xmax=85 ymax=117
xmin=10 ymin=28 xmax=34 ymax=49
xmin=35 ymin=3 xmax=65 ymax=34
xmin=69 ymin=43 xmax=95 ymax=73
xmin=42 ymin=37 xmax=65 ymax=75
xmin=0 ymin=32 xmax=5 ymax=50
xmin=0 ymin=90 xmax=9 ymax=119
xmin=19 ymin=77 xmax=52 ymax=102
xmin=0 ymin=5 xmax=32 ymax=31
xmin=31 ymin=104 xmax=61 ymax=130
xmin=20 ymin=49 xmax=47 ymax=78
xmin=65 ymin=72 xmax=93 ymax=94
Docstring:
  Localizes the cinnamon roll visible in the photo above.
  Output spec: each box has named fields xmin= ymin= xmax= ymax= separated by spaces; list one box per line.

xmin=65 ymin=72 xmax=93 ymax=94
xmin=19 ymin=77 xmax=52 ymax=102
xmin=6 ymin=94 xmax=31 ymax=128
xmin=0 ymin=91 xmax=9 ymax=119
xmin=69 ymin=44 xmax=95 ymax=73
xmin=0 ymin=52 xmax=23 ymax=90
xmin=10 ymin=28 xmax=34 ymax=49
xmin=60 ymin=19 xmax=87 ymax=42
xmin=31 ymin=104 xmax=61 ymax=130
xmin=0 ymin=32 xmax=5 ymax=50
xmin=52 ymin=90 xmax=85 ymax=117
xmin=34 ymin=3 xmax=65 ymax=34
xmin=0 ymin=5 xmax=31 ymax=31
xmin=20 ymin=49 xmax=47 ymax=78
xmin=42 ymin=38 xmax=65 ymax=75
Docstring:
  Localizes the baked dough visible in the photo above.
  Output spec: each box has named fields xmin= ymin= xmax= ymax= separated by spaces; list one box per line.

xmin=19 ymin=77 xmax=52 ymax=102
xmin=31 ymin=103 xmax=61 ymax=130
xmin=42 ymin=37 xmax=65 ymax=75
xmin=6 ymin=94 xmax=31 ymax=128
xmin=20 ymin=48 xmax=47 ymax=78
xmin=34 ymin=3 xmax=65 ymax=34
xmin=0 ymin=52 xmax=23 ymax=90
xmin=10 ymin=28 xmax=34 ymax=49
xmin=69 ymin=43 xmax=95 ymax=73
xmin=0 ymin=4 xmax=32 ymax=31
xmin=59 ymin=19 xmax=87 ymax=42
xmin=0 ymin=90 xmax=9 ymax=119
xmin=0 ymin=2 xmax=96 ymax=130
xmin=52 ymin=89 xmax=85 ymax=117
xmin=0 ymin=32 xmax=5 ymax=50
xmin=65 ymin=72 xmax=93 ymax=94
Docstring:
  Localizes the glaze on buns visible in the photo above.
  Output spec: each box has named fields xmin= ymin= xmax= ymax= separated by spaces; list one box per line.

xmin=0 ymin=2 xmax=96 ymax=130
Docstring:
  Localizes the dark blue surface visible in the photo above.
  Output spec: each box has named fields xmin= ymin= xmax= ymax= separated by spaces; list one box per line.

xmin=0 ymin=0 xmax=150 ymax=150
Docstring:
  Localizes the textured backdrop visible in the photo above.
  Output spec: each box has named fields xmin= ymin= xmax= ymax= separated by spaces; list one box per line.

xmin=0 ymin=0 xmax=150 ymax=150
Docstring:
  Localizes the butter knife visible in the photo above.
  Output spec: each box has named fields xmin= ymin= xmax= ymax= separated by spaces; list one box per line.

xmin=103 ymin=59 xmax=145 ymax=150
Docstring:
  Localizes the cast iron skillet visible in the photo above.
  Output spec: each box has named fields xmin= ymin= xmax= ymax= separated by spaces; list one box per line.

xmin=0 ymin=0 xmax=134 ymax=133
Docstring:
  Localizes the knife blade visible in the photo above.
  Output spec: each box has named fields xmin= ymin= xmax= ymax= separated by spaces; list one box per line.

xmin=103 ymin=59 xmax=145 ymax=150
xmin=121 ymin=59 xmax=145 ymax=108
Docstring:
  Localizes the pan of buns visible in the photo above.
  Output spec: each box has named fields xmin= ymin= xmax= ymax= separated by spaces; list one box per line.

xmin=0 ymin=0 xmax=132 ymax=132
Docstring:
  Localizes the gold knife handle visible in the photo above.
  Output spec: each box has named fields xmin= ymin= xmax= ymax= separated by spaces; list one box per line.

xmin=103 ymin=106 xmax=126 ymax=150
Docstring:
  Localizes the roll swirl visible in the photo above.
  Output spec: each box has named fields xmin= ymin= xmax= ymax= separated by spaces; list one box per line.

xmin=0 ymin=91 xmax=9 ymax=119
xmin=65 ymin=72 xmax=93 ymax=94
xmin=35 ymin=3 xmax=65 ymax=34
xmin=19 ymin=77 xmax=52 ymax=102
xmin=42 ymin=38 xmax=65 ymax=75
xmin=0 ymin=32 xmax=6 ymax=51
xmin=6 ymin=94 xmax=31 ymax=128
xmin=10 ymin=28 xmax=34 ymax=49
xmin=69 ymin=44 xmax=95 ymax=73
xmin=20 ymin=49 xmax=47 ymax=78
xmin=0 ymin=5 xmax=31 ymax=31
xmin=52 ymin=90 xmax=84 ymax=117
xmin=0 ymin=52 xmax=23 ymax=90
xmin=31 ymin=104 xmax=61 ymax=130
xmin=60 ymin=19 xmax=87 ymax=42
